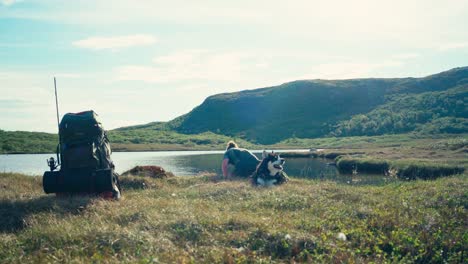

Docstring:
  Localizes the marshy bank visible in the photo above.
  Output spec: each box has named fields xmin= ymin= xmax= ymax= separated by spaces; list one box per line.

xmin=335 ymin=156 xmax=465 ymax=180
xmin=281 ymin=139 xmax=466 ymax=180
xmin=0 ymin=172 xmax=467 ymax=263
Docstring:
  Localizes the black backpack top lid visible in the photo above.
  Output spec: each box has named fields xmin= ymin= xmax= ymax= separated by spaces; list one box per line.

xmin=60 ymin=110 xmax=104 ymax=143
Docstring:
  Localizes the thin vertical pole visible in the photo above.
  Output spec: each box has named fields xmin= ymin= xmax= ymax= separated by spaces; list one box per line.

xmin=54 ymin=77 xmax=60 ymax=130
xmin=54 ymin=77 xmax=61 ymax=165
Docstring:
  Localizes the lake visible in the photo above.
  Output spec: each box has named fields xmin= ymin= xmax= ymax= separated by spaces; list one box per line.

xmin=0 ymin=150 xmax=397 ymax=185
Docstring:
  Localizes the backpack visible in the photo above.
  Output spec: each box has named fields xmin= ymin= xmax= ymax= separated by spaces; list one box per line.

xmin=43 ymin=110 xmax=120 ymax=198
xmin=59 ymin=110 xmax=113 ymax=170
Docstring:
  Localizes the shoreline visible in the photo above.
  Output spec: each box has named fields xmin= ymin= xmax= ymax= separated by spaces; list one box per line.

xmin=0 ymin=147 xmax=312 ymax=155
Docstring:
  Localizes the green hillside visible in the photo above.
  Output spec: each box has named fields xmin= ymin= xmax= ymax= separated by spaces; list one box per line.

xmin=332 ymin=85 xmax=468 ymax=136
xmin=0 ymin=129 xmax=257 ymax=154
xmin=167 ymin=67 xmax=468 ymax=143
xmin=0 ymin=130 xmax=58 ymax=154
xmin=1 ymin=67 xmax=467 ymax=153
xmin=107 ymin=130 xmax=257 ymax=151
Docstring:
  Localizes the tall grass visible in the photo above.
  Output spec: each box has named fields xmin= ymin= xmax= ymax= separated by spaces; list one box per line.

xmin=276 ymin=133 xmax=468 ymax=149
xmin=335 ymin=156 xmax=465 ymax=179
xmin=1 ymin=172 xmax=467 ymax=263
xmin=336 ymin=157 xmax=390 ymax=174
xmin=392 ymin=160 xmax=465 ymax=180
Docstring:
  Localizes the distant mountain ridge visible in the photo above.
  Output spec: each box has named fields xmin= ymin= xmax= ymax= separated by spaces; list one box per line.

xmin=2 ymin=67 xmax=467 ymax=153
xmin=120 ymin=67 xmax=468 ymax=144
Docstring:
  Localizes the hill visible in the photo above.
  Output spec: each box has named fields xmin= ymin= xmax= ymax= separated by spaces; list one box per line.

xmin=165 ymin=67 xmax=468 ymax=144
xmin=1 ymin=67 xmax=467 ymax=153
xmin=0 ymin=130 xmax=58 ymax=154
xmin=332 ymin=85 xmax=468 ymax=136
xmin=0 ymin=129 xmax=258 ymax=154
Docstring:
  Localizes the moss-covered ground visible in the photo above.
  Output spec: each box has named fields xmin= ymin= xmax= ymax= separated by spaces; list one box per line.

xmin=0 ymin=172 xmax=466 ymax=263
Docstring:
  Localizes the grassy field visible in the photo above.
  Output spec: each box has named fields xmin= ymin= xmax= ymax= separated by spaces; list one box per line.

xmin=108 ymin=131 xmax=260 ymax=152
xmin=2 ymin=128 xmax=466 ymax=155
xmin=278 ymin=133 xmax=467 ymax=150
xmin=1 ymin=172 xmax=467 ymax=263
xmin=280 ymin=134 xmax=467 ymax=181
xmin=0 ymin=129 xmax=260 ymax=154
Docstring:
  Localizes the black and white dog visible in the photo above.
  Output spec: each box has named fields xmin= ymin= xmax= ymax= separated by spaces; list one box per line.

xmin=251 ymin=151 xmax=289 ymax=186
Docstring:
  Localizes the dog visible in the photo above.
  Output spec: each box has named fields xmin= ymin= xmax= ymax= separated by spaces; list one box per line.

xmin=251 ymin=150 xmax=289 ymax=186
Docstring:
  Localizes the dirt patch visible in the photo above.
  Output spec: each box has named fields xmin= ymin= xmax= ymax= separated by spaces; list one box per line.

xmin=122 ymin=166 xmax=174 ymax=178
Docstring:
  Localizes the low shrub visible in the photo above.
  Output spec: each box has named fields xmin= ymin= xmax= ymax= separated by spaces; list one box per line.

xmin=280 ymin=152 xmax=317 ymax=158
xmin=336 ymin=157 xmax=465 ymax=180
xmin=170 ymin=221 xmax=204 ymax=244
xmin=336 ymin=157 xmax=390 ymax=174
xmin=1 ymin=172 xmax=467 ymax=262
xmin=119 ymin=176 xmax=157 ymax=190
xmin=391 ymin=161 xmax=465 ymax=180
xmin=239 ymin=230 xmax=320 ymax=260
xmin=121 ymin=166 xmax=174 ymax=178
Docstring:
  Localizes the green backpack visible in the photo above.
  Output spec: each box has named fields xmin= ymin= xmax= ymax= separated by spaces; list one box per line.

xmin=59 ymin=110 xmax=113 ymax=170
xmin=43 ymin=110 xmax=120 ymax=197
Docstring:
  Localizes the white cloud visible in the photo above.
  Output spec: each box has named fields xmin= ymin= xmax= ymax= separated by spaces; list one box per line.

xmin=4 ymin=0 xmax=468 ymax=43
xmin=393 ymin=53 xmax=420 ymax=60
xmin=73 ymin=34 xmax=157 ymax=50
xmin=300 ymin=60 xmax=406 ymax=80
xmin=117 ymin=50 xmax=251 ymax=83
xmin=0 ymin=71 xmax=58 ymax=132
xmin=255 ymin=62 xmax=269 ymax=69
xmin=115 ymin=48 xmax=417 ymax=87
xmin=438 ymin=42 xmax=468 ymax=51
xmin=54 ymin=73 xmax=82 ymax=78
xmin=153 ymin=50 xmax=208 ymax=65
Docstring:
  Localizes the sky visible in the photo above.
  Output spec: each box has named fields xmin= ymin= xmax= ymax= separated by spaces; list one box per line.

xmin=1 ymin=0 xmax=468 ymax=133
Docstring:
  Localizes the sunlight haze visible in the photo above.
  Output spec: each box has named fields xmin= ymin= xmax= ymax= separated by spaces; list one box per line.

xmin=1 ymin=0 xmax=467 ymax=132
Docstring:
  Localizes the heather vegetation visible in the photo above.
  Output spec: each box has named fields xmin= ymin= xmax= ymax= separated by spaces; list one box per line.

xmin=107 ymin=130 xmax=256 ymax=151
xmin=0 ymin=129 xmax=256 ymax=154
xmin=0 ymin=130 xmax=58 ymax=154
xmin=281 ymin=134 xmax=467 ymax=180
xmin=278 ymin=133 xmax=467 ymax=152
xmin=1 ymin=172 xmax=466 ymax=263
xmin=335 ymin=156 xmax=464 ymax=180
xmin=332 ymin=86 xmax=468 ymax=137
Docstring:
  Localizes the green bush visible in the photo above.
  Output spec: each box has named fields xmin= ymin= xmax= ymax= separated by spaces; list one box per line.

xmin=336 ymin=156 xmax=465 ymax=180
xmin=333 ymin=86 xmax=468 ymax=137
xmin=336 ymin=157 xmax=390 ymax=174
xmin=0 ymin=130 xmax=57 ymax=154
xmin=392 ymin=161 xmax=465 ymax=180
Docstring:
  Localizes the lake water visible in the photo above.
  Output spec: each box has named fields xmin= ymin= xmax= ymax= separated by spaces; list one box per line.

xmin=0 ymin=150 xmax=396 ymax=185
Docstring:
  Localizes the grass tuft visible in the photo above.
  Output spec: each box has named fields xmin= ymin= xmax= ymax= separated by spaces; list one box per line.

xmin=336 ymin=156 xmax=465 ymax=180
xmin=1 ymin=172 xmax=467 ymax=263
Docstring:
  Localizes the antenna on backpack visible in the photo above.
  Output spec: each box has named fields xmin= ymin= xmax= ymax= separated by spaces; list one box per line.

xmin=53 ymin=77 xmax=61 ymax=166
xmin=54 ymin=77 xmax=60 ymax=131
xmin=47 ymin=77 xmax=61 ymax=171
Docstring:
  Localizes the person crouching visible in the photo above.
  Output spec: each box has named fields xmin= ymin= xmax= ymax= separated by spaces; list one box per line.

xmin=221 ymin=141 xmax=259 ymax=180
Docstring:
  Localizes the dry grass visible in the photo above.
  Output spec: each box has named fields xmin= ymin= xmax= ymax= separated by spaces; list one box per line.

xmin=278 ymin=134 xmax=468 ymax=166
xmin=0 ymin=172 xmax=467 ymax=263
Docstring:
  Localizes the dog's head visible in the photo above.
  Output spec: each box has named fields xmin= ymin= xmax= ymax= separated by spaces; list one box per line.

xmin=262 ymin=150 xmax=285 ymax=176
